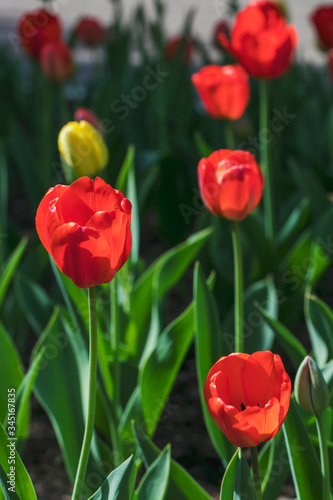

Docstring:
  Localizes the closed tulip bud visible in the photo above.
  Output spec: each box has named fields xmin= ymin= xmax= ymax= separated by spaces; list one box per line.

xmin=58 ymin=121 xmax=109 ymax=177
xmin=311 ymin=5 xmax=333 ymax=51
xmin=295 ymin=356 xmax=330 ymax=415
xmin=40 ymin=41 xmax=74 ymax=82
xmin=18 ymin=8 xmax=62 ymax=58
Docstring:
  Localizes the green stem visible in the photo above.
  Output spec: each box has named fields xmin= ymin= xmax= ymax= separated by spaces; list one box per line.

xmin=110 ymin=277 xmax=123 ymax=464
xmin=224 ymin=119 xmax=236 ymax=149
xmin=259 ymin=79 xmax=274 ymax=241
xmin=72 ymin=287 xmax=98 ymax=500
xmin=250 ymin=446 xmax=263 ymax=500
xmin=316 ymin=414 xmax=331 ymax=500
xmin=231 ymin=221 xmax=243 ymax=352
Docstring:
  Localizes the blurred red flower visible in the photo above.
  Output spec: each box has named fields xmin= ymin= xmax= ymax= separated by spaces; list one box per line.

xmin=40 ymin=41 xmax=74 ymax=82
xmin=219 ymin=0 xmax=297 ymax=79
xmin=311 ymin=5 xmax=333 ymax=50
xmin=18 ymin=8 xmax=62 ymax=58
xmin=198 ymin=149 xmax=264 ymax=220
xmin=191 ymin=64 xmax=250 ymax=120
xmin=36 ymin=177 xmax=132 ymax=288
xmin=204 ymin=351 xmax=291 ymax=447
xmin=212 ymin=20 xmax=230 ymax=49
xmin=165 ymin=36 xmax=194 ymax=63
xmin=75 ymin=17 xmax=105 ymax=47
xmin=74 ymin=108 xmax=104 ymax=134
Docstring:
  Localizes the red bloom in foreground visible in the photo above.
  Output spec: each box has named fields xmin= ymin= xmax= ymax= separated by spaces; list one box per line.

xmin=191 ymin=65 xmax=250 ymax=120
xmin=204 ymin=351 xmax=291 ymax=447
xmin=36 ymin=177 xmax=132 ymax=288
xmin=219 ymin=0 xmax=297 ymax=79
xmin=165 ymin=36 xmax=194 ymax=63
xmin=74 ymin=108 xmax=103 ymax=134
xmin=311 ymin=5 xmax=333 ymax=50
xmin=18 ymin=9 xmax=62 ymax=58
xmin=40 ymin=41 xmax=74 ymax=82
xmin=198 ymin=150 xmax=264 ymax=220
xmin=75 ymin=17 xmax=105 ymax=47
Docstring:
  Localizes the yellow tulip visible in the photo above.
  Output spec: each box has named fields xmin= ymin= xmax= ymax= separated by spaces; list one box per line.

xmin=58 ymin=120 xmax=109 ymax=177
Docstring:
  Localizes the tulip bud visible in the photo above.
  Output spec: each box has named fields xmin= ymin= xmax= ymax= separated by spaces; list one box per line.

xmin=40 ymin=41 xmax=74 ymax=82
xmin=58 ymin=120 xmax=109 ymax=177
xmin=295 ymin=356 xmax=330 ymax=415
xmin=75 ymin=17 xmax=105 ymax=47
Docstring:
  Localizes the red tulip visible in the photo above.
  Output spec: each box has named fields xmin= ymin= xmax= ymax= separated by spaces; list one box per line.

xmin=39 ymin=41 xmax=74 ymax=82
xmin=198 ymin=150 xmax=264 ymax=220
xmin=191 ymin=65 xmax=250 ymax=120
xmin=212 ymin=20 xmax=230 ymax=49
xmin=36 ymin=177 xmax=132 ymax=288
xmin=75 ymin=17 xmax=105 ymax=47
xmin=165 ymin=36 xmax=194 ymax=63
xmin=219 ymin=1 xmax=297 ymax=79
xmin=18 ymin=8 xmax=62 ymax=58
xmin=311 ymin=5 xmax=333 ymax=50
xmin=204 ymin=351 xmax=291 ymax=447
xmin=74 ymin=108 xmax=104 ymax=134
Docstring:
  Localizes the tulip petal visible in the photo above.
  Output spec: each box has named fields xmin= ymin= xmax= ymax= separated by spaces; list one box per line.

xmin=242 ymin=353 xmax=274 ymax=407
xmin=55 ymin=176 xmax=124 ymax=226
xmin=50 ymin=222 xmax=113 ymax=288
xmin=35 ymin=184 xmax=68 ymax=254
xmin=86 ymin=209 xmax=132 ymax=272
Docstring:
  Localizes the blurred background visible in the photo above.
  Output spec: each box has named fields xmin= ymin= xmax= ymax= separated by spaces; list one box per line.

xmin=0 ymin=0 xmax=327 ymax=62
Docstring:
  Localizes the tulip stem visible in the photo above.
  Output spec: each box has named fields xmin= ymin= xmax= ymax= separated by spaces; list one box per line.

xmin=224 ymin=120 xmax=236 ymax=149
xmin=231 ymin=221 xmax=243 ymax=352
xmin=111 ymin=277 xmax=120 ymax=413
xmin=72 ymin=287 xmax=98 ymax=500
xmin=250 ymin=446 xmax=263 ymax=500
xmin=316 ymin=414 xmax=331 ymax=500
xmin=259 ymin=79 xmax=275 ymax=241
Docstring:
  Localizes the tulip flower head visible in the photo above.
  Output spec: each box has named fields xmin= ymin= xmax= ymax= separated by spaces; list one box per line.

xmin=36 ymin=177 xmax=132 ymax=288
xmin=329 ymin=50 xmax=333 ymax=81
xmin=58 ymin=121 xmax=109 ymax=177
xmin=40 ymin=41 xmax=74 ymax=82
xmin=18 ymin=8 xmax=62 ymax=58
xmin=75 ymin=17 xmax=105 ymax=47
xmin=311 ymin=5 xmax=333 ymax=51
xmin=192 ymin=64 xmax=250 ymax=120
xmin=295 ymin=356 xmax=330 ymax=415
xmin=198 ymin=149 xmax=264 ymax=220
xmin=219 ymin=0 xmax=297 ymax=79
xmin=204 ymin=351 xmax=291 ymax=447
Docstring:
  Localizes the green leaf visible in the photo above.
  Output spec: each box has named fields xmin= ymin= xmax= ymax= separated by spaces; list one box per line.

xmin=260 ymin=434 xmax=290 ymax=500
xmin=194 ymin=262 xmax=235 ymax=465
xmin=15 ymin=274 xmax=54 ymax=336
xmin=116 ymin=145 xmax=135 ymax=194
xmin=136 ymin=446 xmax=170 ymax=500
xmin=16 ymin=348 xmax=45 ymax=441
xmin=31 ymin=308 xmax=86 ymax=482
xmin=140 ymin=302 xmax=194 ymax=437
xmin=133 ymin=424 xmax=212 ymax=500
xmin=276 ymin=198 xmax=310 ymax=260
xmin=304 ymin=291 xmax=333 ymax=367
xmin=222 ymin=276 xmax=278 ymax=353
xmin=125 ymin=227 xmax=212 ymax=360
xmin=0 ymin=322 xmax=24 ymax=425
xmin=219 ymin=450 xmax=240 ymax=500
xmin=125 ymin=146 xmax=140 ymax=267
xmin=255 ymin=303 xmax=307 ymax=369
xmin=0 ymin=423 xmax=37 ymax=499
xmin=282 ymin=397 xmax=322 ymax=500
xmin=193 ymin=130 xmax=212 ymax=158
xmin=233 ymin=454 xmax=257 ymax=500
xmin=88 ymin=456 xmax=136 ymax=500
xmin=0 ymin=239 xmax=27 ymax=310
